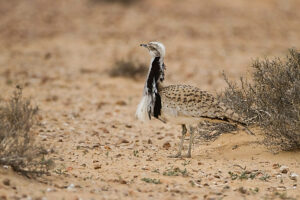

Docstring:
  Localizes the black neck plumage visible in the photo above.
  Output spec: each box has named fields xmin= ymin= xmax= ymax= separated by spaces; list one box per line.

xmin=146 ymin=57 xmax=164 ymax=93
xmin=145 ymin=56 xmax=165 ymax=119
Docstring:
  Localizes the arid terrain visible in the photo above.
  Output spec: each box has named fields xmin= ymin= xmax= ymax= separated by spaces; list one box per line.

xmin=0 ymin=0 xmax=300 ymax=199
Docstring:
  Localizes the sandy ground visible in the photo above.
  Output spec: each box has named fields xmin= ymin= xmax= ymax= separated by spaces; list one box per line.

xmin=0 ymin=0 xmax=300 ymax=199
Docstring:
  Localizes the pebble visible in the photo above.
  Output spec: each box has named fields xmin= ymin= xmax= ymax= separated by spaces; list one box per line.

xmin=119 ymin=139 xmax=129 ymax=144
xmin=214 ymin=175 xmax=220 ymax=179
xmin=94 ymin=164 xmax=102 ymax=169
xmin=46 ymin=188 xmax=56 ymax=192
xmin=280 ymin=165 xmax=289 ymax=174
xmin=67 ymin=183 xmax=76 ymax=191
xmin=162 ymin=142 xmax=171 ymax=150
xmin=115 ymin=100 xmax=127 ymax=106
xmin=290 ymin=173 xmax=298 ymax=181
xmin=2 ymin=178 xmax=10 ymax=186
xmin=272 ymin=163 xmax=280 ymax=169
xmin=277 ymin=186 xmax=286 ymax=191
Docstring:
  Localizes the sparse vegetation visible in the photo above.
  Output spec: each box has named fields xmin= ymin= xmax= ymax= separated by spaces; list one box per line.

xmin=133 ymin=150 xmax=139 ymax=157
xmin=196 ymin=121 xmax=237 ymax=142
xmin=249 ymin=187 xmax=259 ymax=194
xmin=267 ymin=192 xmax=297 ymax=200
xmin=182 ymin=160 xmax=191 ymax=166
xmin=259 ymin=174 xmax=270 ymax=181
xmin=220 ymin=49 xmax=300 ymax=151
xmin=141 ymin=178 xmax=161 ymax=184
xmin=228 ymin=170 xmax=271 ymax=182
xmin=228 ymin=170 xmax=271 ymax=181
xmin=109 ymin=59 xmax=148 ymax=79
xmin=228 ymin=171 xmax=256 ymax=180
xmin=163 ymin=167 xmax=188 ymax=177
xmin=0 ymin=87 xmax=53 ymax=177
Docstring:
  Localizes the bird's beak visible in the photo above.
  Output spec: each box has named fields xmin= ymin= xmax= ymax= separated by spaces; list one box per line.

xmin=140 ymin=44 xmax=148 ymax=48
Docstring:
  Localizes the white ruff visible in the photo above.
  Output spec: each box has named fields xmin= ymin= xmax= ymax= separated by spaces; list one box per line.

xmin=135 ymin=95 xmax=152 ymax=121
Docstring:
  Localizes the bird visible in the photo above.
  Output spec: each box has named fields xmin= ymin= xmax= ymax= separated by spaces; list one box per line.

xmin=135 ymin=41 xmax=253 ymax=158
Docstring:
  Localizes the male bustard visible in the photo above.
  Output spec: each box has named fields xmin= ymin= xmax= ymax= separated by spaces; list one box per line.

xmin=136 ymin=41 xmax=253 ymax=158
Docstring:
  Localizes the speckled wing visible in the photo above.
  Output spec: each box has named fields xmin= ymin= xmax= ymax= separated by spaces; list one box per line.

xmin=159 ymin=85 xmax=243 ymax=123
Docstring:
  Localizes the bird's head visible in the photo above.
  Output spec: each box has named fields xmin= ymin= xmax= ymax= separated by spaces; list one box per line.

xmin=140 ymin=41 xmax=165 ymax=58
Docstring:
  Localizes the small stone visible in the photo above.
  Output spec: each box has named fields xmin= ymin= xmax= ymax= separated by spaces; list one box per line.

xmin=290 ymin=173 xmax=298 ymax=181
xmin=147 ymin=139 xmax=152 ymax=144
xmin=46 ymin=188 xmax=56 ymax=192
xmin=100 ymin=128 xmax=109 ymax=133
xmin=3 ymin=178 xmax=10 ymax=186
xmin=280 ymin=166 xmax=289 ymax=174
xmin=115 ymin=154 xmax=122 ymax=158
xmin=97 ymin=102 xmax=107 ymax=109
xmin=120 ymin=139 xmax=129 ymax=144
xmin=223 ymin=185 xmax=230 ymax=190
xmin=238 ymin=187 xmax=247 ymax=194
xmin=115 ymin=100 xmax=127 ymax=106
xmin=104 ymin=145 xmax=111 ymax=150
xmin=214 ymin=175 xmax=220 ymax=179
xmin=67 ymin=183 xmax=75 ymax=191
xmin=94 ymin=165 xmax=102 ymax=170
xmin=162 ymin=142 xmax=171 ymax=150
xmin=67 ymin=167 xmax=73 ymax=171
xmin=293 ymin=184 xmax=297 ymax=189
xmin=277 ymin=186 xmax=286 ymax=191
xmin=273 ymin=163 xmax=280 ymax=169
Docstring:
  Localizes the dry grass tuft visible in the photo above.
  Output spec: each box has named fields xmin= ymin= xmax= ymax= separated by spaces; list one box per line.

xmin=219 ymin=49 xmax=300 ymax=151
xmin=109 ymin=59 xmax=148 ymax=79
xmin=0 ymin=86 xmax=54 ymax=177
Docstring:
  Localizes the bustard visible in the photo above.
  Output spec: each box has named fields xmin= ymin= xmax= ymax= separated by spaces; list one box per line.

xmin=136 ymin=41 xmax=253 ymax=158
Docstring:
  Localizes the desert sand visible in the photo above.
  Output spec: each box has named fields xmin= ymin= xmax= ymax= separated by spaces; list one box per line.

xmin=0 ymin=0 xmax=300 ymax=199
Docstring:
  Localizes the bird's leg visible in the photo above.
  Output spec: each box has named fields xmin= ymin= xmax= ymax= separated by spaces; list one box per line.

xmin=168 ymin=124 xmax=187 ymax=158
xmin=185 ymin=126 xmax=195 ymax=158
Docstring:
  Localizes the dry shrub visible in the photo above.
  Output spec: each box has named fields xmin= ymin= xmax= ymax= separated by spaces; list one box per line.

xmin=196 ymin=121 xmax=237 ymax=142
xmin=220 ymin=49 xmax=300 ymax=151
xmin=109 ymin=59 xmax=148 ymax=79
xmin=0 ymin=87 xmax=53 ymax=176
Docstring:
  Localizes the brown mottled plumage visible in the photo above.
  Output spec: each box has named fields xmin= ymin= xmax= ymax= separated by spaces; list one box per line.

xmin=160 ymin=85 xmax=244 ymax=124
xmin=136 ymin=42 xmax=253 ymax=158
